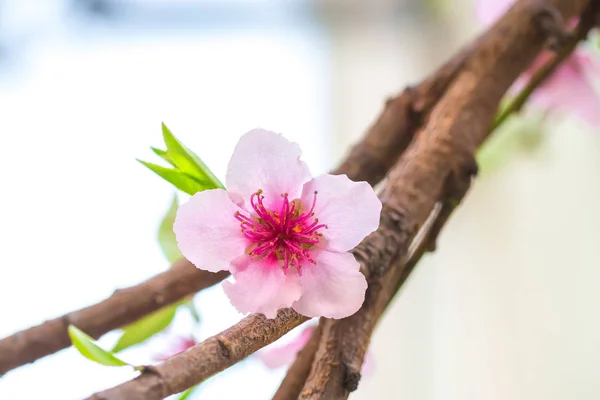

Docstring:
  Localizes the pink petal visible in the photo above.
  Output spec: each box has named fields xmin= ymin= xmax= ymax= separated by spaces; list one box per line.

xmin=532 ymin=53 xmax=600 ymax=128
xmin=173 ymin=188 xmax=247 ymax=272
xmin=226 ymin=129 xmax=312 ymax=210
xmin=361 ymin=349 xmax=375 ymax=377
xmin=152 ymin=335 xmax=196 ymax=361
xmin=301 ymin=174 xmax=381 ymax=253
xmin=476 ymin=0 xmax=512 ymax=26
xmin=223 ymin=258 xmax=302 ymax=319
xmin=292 ymin=251 xmax=367 ymax=319
xmin=257 ymin=326 xmax=314 ymax=369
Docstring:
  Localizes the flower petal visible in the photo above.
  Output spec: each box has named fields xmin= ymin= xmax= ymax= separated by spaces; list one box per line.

xmin=257 ymin=326 xmax=314 ymax=369
xmin=226 ymin=129 xmax=312 ymax=209
xmin=301 ymin=174 xmax=381 ymax=253
xmin=153 ymin=335 xmax=196 ymax=362
xmin=532 ymin=53 xmax=600 ymax=128
xmin=476 ymin=0 xmax=512 ymax=26
xmin=173 ymin=188 xmax=246 ymax=272
xmin=293 ymin=251 xmax=367 ymax=319
xmin=223 ymin=258 xmax=302 ymax=319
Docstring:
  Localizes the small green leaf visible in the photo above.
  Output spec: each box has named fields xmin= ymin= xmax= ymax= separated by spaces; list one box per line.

xmin=68 ymin=325 xmax=129 ymax=367
xmin=158 ymin=194 xmax=183 ymax=263
xmin=151 ymin=147 xmax=176 ymax=167
xmin=161 ymin=123 xmax=224 ymax=189
xmin=137 ymin=160 xmax=207 ymax=195
xmin=177 ymin=385 xmax=200 ymax=400
xmin=112 ymin=304 xmax=178 ymax=353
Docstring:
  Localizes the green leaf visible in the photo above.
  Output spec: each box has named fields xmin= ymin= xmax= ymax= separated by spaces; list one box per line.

xmin=68 ymin=325 xmax=129 ymax=367
xmin=158 ymin=194 xmax=183 ymax=263
xmin=177 ymin=385 xmax=200 ymax=400
xmin=151 ymin=147 xmax=176 ymax=167
xmin=112 ymin=304 xmax=178 ymax=353
xmin=161 ymin=123 xmax=224 ymax=189
xmin=137 ymin=160 xmax=207 ymax=195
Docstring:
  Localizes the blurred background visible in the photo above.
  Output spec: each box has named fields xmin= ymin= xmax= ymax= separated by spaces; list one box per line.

xmin=1 ymin=0 xmax=600 ymax=399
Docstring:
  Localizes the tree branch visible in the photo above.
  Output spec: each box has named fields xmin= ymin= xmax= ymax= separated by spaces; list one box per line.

xmin=299 ymin=0 xmax=592 ymax=398
xmin=86 ymin=309 xmax=309 ymax=400
xmin=0 ymin=259 xmax=227 ymax=376
xmin=0 ymin=9 xmax=468 ymax=376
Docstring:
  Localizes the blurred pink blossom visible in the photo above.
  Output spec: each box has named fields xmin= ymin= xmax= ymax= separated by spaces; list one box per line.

xmin=257 ymin=326 xmax=374 ymax=377
xmin=152 ymin=335 xmax=196 ymax=362
xmin=174 ymin=129 xmax=381 ymax=319
xmin=477 ymin=0 xmax=600 ymax=127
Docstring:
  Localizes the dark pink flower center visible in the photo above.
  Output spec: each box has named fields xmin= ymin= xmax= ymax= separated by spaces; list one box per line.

xmin=234 ymin=190 xmax=327 ymax=273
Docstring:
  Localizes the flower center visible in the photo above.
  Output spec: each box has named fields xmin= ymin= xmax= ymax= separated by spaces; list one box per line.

xmin=234 ymin=189 xmax=327 ymax=272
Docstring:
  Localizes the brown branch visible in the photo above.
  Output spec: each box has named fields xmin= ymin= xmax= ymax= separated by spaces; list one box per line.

xmin=299 ymin=0 xmax=592 ymax=398
xmin=86 ymin=309 xmax=309 ymax=400
xmin=272 ymin=322 xmax=323 ymax=400
xmin=0 ymin=259 xmax=227 ymax=376
xmin=0 ymin=8 xmax=469 ymax=377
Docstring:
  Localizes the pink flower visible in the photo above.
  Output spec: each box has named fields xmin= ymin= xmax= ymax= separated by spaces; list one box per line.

xmin=174 ymin=129 xmax=381 ymax=319
xmin=152 ymin=335 xmax=196 ymax=361
xmin=477 ymin=0 xmax=600 ymax=128
xmin=258 ymin=326 xmax=315 ymax=369
xmin=258 ymin=326 xmax=374 ymax=376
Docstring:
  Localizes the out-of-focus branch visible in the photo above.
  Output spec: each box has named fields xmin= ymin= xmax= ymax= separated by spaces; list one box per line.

xmin=0 ymin=7 xmax=469 ymax=377
xmin=298 ymin=1 xmax=593 ymax=399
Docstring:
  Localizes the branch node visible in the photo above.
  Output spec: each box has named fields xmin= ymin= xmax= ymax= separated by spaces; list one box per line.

xmin=533 ymin=6 xmax=573 ymax=51
xmin=217 ymin=338 xmax=232 ymax=360
xmin=343 ymin=371 xmax=361 ymax=392
xmin=138 ymin=365 xmax=163 ymax=377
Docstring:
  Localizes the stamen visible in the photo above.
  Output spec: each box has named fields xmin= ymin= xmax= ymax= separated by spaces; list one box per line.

xmin=235 ymin=189 xmax=326 ymax=272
